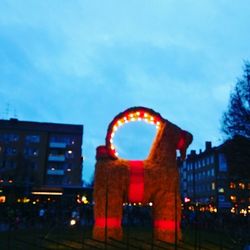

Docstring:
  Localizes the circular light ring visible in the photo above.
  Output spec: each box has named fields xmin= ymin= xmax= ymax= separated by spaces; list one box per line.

xmin=105 ymin=106 xmax=164 ymax=159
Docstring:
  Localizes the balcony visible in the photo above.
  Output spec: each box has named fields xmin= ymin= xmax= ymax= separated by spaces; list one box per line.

xmin=47 ymin=169 xmax=64 ymax=175
xmin=49 ymin=142 xmax=67 ymax=148
xmin=48 ymin=155 xmax=65 ymax=162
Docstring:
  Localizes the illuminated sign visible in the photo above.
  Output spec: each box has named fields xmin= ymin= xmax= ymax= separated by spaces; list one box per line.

xmin=32 ymin=191 xmax=63 ymax=196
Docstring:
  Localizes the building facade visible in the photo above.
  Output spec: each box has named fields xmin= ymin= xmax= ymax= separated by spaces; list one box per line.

xmin=179 ymin=141 xmax=250 ymax=215
xmin=0 ymin=118 xmax=83 ymax=192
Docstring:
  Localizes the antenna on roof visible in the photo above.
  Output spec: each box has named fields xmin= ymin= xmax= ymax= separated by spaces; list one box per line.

xmin=13 ymin=107 xmax=18 ymax=119
xmin=5 ymin=103 xmax=10 ymax=119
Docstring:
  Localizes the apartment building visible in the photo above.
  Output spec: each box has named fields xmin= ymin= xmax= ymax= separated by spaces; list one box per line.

xmin=0 ymin=118 xmax=83 ymax=191
xmin=179 ymin=141 xmax=250 ymax=215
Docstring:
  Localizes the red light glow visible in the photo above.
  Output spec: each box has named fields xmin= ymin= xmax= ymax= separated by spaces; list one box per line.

xmin=128 ymin=161 xmax=144 ymax=203
xmin=95 ymin=217 xmax=121 ymax=228
xmin=154 ymin=220 xmax=176 ymax=230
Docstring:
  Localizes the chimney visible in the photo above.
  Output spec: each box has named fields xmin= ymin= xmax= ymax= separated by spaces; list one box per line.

xmin=205 ymin=141 xmax=212 ymax=151
xmin=190 ymin=150 xmax=196 ymax=155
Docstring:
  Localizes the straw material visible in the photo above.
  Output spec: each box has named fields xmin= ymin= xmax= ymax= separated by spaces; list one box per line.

xmin=93 ymin=119 xmax=193 ymax=243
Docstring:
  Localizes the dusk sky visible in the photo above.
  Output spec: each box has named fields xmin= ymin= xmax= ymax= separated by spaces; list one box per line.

xmin=1 ymin=0 xmax=250 ymax=183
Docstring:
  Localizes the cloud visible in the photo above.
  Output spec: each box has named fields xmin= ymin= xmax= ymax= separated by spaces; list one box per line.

xmin=1 ymin=0 xmax=250 ymax=181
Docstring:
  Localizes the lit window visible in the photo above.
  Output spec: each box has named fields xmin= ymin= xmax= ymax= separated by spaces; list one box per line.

xmin=211 ymin=168 xmax=215 ymax=176
xmin=0 ymin=196 xmax=6 ymax=203
xmin=230 ymin=195 xmax=237 ymax=202
xmin=218 ymin=188 xmax=224 ymax=193
xmin=239 ymin=183 xmax=245 ymax=189
xmin=230 ymin=182 xmax=236 ymax=189
xmin=211 ymin=182 xmax=215 ymax=190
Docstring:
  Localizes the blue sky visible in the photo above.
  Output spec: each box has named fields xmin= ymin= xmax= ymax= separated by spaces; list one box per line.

xmin=1 ymin=0 xmax=250 ymax=183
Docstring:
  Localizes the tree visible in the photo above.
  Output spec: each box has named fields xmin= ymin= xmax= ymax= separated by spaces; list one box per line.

xmin=221 ymin=135 xmax=250 ymax=179
xmin=222 ymin=62 xmax=250 ymax=139
xmin=221 ymin=62 xmax=250 ymax=179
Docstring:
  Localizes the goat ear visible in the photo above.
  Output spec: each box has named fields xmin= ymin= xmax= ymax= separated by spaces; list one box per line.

xmin=177 ymin=130 xmax=193 ymax=160
xmin=96 ymin=145 xmax=116 ymax=160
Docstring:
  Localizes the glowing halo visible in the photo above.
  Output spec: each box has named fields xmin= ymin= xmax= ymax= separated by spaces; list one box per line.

xmin=105 ymin=107 xmax=164 ymax=159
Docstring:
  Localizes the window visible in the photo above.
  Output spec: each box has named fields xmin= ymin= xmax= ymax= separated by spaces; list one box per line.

xmin=48 ymin=163 xmax=71 ymax=171
xmin=239 ymin=182 xmax=245 ymax=189
xmin=46 ymin=176 xmax=63 ymax=185
xmin=211 ymin=182 xmax=216 ymax=190
xmin=190 ymin=163 xmax=193 ymax=170
xmin=198 ymin=173 xmax=201 ymax=180
xmin=211 ymin=168 xmax=215 ymax=176
xmin=202 ymin=159 xmax=206 ymax=167
xmin=48 ymin=149 xmax=66 ymax=157
xmin=50 ymin=135 xmax=75 ymax=145
xmin=24 ymin=148 xmax=39 ymax=157
xmin=6 ymin=147 xmax=17 ymax=156
xmin=218 ymin=195 xmax=225 ymax=202
xmin=219 ymin=153 xmax=227 ymax=172
xmin=210 ymin=155 xmax=214 ymax=164
xmin=230 ymin=195 xmax=237 ymax=202
xmin=206 ymin=157 xmax=209 ymax=165
xmin=230 ymin=182 xmax=236 ymax=189
xmin=63 ymin=176 xmax=71 ymax=185
xmin=0 ymin=133 xmax=19 ymax=142
xmin=5 ymin=161 xmax=16 ymax=169
xmin=25 ymin=135 xmax=40 ymax=143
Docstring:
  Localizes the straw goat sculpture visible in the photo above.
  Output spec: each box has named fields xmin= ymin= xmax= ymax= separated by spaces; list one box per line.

xmin=93 ymin=107 xmax=193 ymax=243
